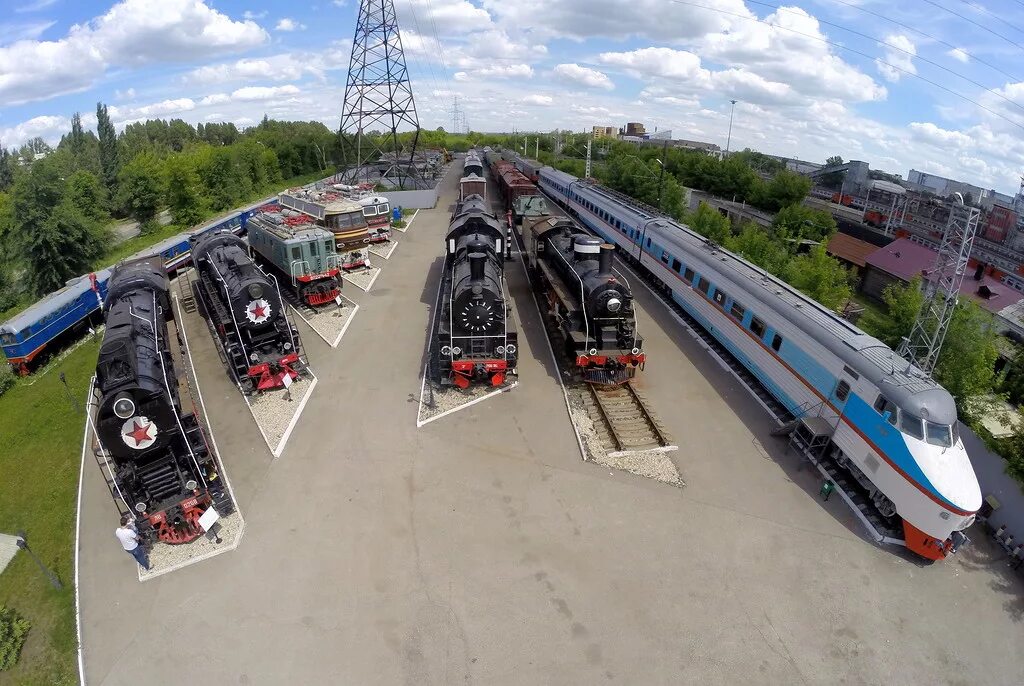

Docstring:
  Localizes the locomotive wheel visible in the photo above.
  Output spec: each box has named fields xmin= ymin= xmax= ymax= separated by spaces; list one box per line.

xmin=872 ymin=491 xmax=897 ymax=519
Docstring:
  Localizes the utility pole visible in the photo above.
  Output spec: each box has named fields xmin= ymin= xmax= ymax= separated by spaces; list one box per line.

xmin=725 ymin=99 xmax=738 ymax=156
xmin=656 ymin=137 xmax=669 ymax=211
xmin=535 ymin=137 xmax=539 ymax=160
xmin=585 ymin=137 xmax=592 ymax=179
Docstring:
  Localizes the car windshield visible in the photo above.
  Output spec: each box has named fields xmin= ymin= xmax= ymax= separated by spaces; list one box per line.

xmin=926 ymin=421 xmax=953 ymax=448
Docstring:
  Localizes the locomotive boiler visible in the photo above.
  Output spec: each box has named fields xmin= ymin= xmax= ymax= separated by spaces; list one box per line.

xmin=190 ymin=230 xmax=304 ymax=393
xmin=525 ymin=217 xmax=644 ymax=384
xmin=434 ymin=195 xmax=518 ymax=388
xmin=95 ymin=258 xmax=232 ymax=544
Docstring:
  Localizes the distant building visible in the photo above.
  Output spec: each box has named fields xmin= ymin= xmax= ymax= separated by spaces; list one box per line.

xmin=907 ymin=168 xmax=992 ymax=204
xmin=625 ymin=122 xmax=646 ymax=136
xmin=591 ymin=126 xmax=617 ymax=139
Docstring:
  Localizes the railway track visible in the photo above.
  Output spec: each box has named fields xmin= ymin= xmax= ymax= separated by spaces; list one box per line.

xmin=581 ymin=382 xmax=673 ymax=453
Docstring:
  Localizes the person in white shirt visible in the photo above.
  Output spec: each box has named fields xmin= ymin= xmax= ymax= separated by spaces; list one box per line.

xmin=115 ymin=515 xmax=149 ymax=571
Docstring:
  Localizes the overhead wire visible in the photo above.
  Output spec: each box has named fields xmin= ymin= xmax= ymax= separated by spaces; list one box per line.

xmin=402 ymin=0 xmax=444 ymax=98
xmin=825 ymin=0 xmax=1020 ymax=83
xmin=742 ymin=0 xmax=1024 ymax=115
xmin=953 ymin=0 xmax=1024 ymax=39
xmin=664 ymin=0 xmax=1024 ymax=133
xmin=921 ymin=0 xmax=1024 ymax=53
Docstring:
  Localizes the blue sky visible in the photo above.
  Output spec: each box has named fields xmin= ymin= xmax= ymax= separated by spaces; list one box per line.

xmin=1 ymin=0 xmax=1023 ymax=194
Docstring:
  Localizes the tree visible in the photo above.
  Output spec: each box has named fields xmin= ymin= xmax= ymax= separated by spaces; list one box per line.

xmin=819 ymin=155 xmax=845 ymax=189
xmin=783 ymin=244 xmax=852 ymax=311
xmin=752 ymin=170 xmax=812 ymax=212
xmin=727 ymin=222 xmax=791 ymax=275
xmin=873 ymin=277 xmax=924 ymax=348
xmin=97 ymin=101 xmax=120 ymax=194
xmin=685 ymin=201 xmax=732 ymax=244
xmin=771 ymin=204 xmax=837 ymax=244
xmin=117 ymin=151 xmax=162 ymax=230
xmin=65 ymin=170 xmax=109 ymax=224
xmin=0 ymin=148 xmax=13 ymax=192
xmin=69 ymin=112 xmax=87 ymax=160
xmin=0 ymin=605 xmax=31 ymax=671
xmin=163 ymin=154 xmax=206 ymax=227
xmin=934 ymin=300 xmax=998 ymax=407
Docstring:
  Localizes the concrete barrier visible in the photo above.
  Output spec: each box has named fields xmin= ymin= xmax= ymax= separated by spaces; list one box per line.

xmin=386 ymin=187 xmax=439 ymax=209
xmin=962 ymin=423 xmax=1024 ymax=535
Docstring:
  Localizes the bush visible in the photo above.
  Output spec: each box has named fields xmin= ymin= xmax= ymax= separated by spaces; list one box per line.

xmin=0 ymin=365 xmax=15 ymax=397
xmin=0 ymin=606 xmax=31 ymax=671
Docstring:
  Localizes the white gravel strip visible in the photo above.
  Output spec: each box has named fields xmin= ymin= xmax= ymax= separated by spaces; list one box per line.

xmin=138 ymin=511 xmax=244 ymax=582
xmin=245 ymin=374 xmax=317 ymax=457
xmin=417 ymin=378 xmax=518 ymax=426
xmin=341 ymin=266 xmax=382 ymax=292
xmin=368 ymin=240 xmax=399 ymax=259
xmin=290 ymin=293 xmax=359 ymax=348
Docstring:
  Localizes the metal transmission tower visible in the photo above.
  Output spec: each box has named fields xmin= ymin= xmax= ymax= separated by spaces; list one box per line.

xmin=897 ymin=195 xmax=981 ymax=376
xmin=338 ymin=0 xmax=421 ymax=189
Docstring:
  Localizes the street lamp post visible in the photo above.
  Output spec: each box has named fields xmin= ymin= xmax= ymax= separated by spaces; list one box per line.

xmin=656 ymin=137 xmax=669 ymax=211
xmin=16 ymin=530 xmax=62 ymax=590
xmin=725 ymin=99 xmax=738 ymax=156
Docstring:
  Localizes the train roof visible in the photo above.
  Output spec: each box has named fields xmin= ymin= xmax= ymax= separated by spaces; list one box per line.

xmin=1 ymin=268 xmax=113 ymax=333
xmin=248 ymin=213 xmax=334 ymax=242
xmin=546 ymin=168 xmax=955 ymax=422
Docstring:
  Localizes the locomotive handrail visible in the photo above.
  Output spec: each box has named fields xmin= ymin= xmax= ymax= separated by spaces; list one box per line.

xmin=86 ymin=377 xmax=132 ymax=513
xmin=289 ymin=260 xmax=309 ymax=288
xmin=265 ymin=270 xmax=299 ymax=355
xmin=208 ymin=257 xmax=253 ymax=372
xmin=551 ymin=232 xmax=590 ymax=350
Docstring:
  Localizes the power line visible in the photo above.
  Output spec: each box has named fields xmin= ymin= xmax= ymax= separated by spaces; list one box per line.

xmin=954 ymin=0 xmax=1024 ymax=39
xmin=665 ymin=0 xmax=1024 ymax=133
xmin=813 ymin=0 xmax=1020 ymax=83
xmin=921 ymin=0 xmax=1024 ymax=53
xmin=402 ymin=0 xmax=443 ymax=97
xmin=743 ymin=0 xmax=1024 ymax=116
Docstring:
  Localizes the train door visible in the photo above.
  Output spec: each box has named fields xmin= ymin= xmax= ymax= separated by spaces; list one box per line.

xmin=824 ymin=367 xmax=857 ymax=428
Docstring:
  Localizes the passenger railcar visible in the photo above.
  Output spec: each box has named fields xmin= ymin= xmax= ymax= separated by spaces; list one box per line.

xmin=246 ymin=213 xmax=342 ymax=306
xmin=94 ymin=258 xmax=233 ymax=544
xmin=435 ymin=195 xmax=517 ymax=388
xmin=190 ymin=231 xmax=304 ymax=393
xmin=524 ymin=217 xmax=644 ymax=384
xmin=538 ymin=166 xmax=980 ymax=560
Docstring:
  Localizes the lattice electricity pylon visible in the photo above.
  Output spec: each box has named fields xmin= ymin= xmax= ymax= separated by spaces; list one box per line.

xmin=338 ymin=0 xmax=421 ymax=189
xmin=896 ymin=198 xmax=981 ymax=376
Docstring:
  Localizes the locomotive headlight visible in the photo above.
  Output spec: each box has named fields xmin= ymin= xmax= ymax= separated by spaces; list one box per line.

xmin=589 ymin=348 xmax=598 ymax=356
xmin=496 ymin=346 xmax=505 ymax=355
xmin=112 ymin=393 xmax=136 ymax=419
xmin=506 ymin=344 xmax=516 ymax=354
xmin=631 ymin=347 xmax=640 ymax=355
xmin=135 ymin=501 xmax=147 ymax=513
xmin=452 ymin=346 xmax=462 ymax=357
xmin=248 ymin=283 xmax=264 ymax=299
xmin=441 ymin=345 xmax=452 ymax=356
xmin=250 ymin=352 xmax=259 ymax=362
xmin=284 ymin=342 xmax=292 ymax=350
xmin=185 ymin=479 xmax=198 ymax=491
xmin=606 ymin=297 xmax=622 ymax=313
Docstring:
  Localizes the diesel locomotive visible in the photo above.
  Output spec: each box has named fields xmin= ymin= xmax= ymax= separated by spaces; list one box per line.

xmin=434 ymin=194 xmax=517 ymax=388
xmin=190 ymin=230 xmax=305 ymax=393
xmin=94 ymin=258 xmax=232 ymax=544
xmin=246 ymin=212 xmax=342 ymax=306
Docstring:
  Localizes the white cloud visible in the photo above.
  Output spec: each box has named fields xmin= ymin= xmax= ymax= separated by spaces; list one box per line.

xmin=229 ymin=84 xmax=302 ymax=101
xmin=332 ymin=0 xmax=348 ymax=5
xmin=0 ymin=114 xmax=69 ymax=147
xmin=199 ymin=93 xmax=231 ymax=106
xmin=947 ymin=47 xmax=969 ymax=64
xmin=454 ymin=64 xmax=533 ymax=81
xmin=122 ymin=97 xmax=196 ymax=120
xmin=185 ymin=53 xmax=340 ymax=85
xmin=114 ymin=87 xmax=136 ymax=100
xmin=243 ymin=10 xmax=267 ymax=20
xmin=15 ymin=0 xmax=58 ymax=13
xmin=553 ymin=63 xmax=614 ymax=90
xmin=403 ymin=0 xmax=494 ymax=33
xmin=523 ymin=94 xmax=553 ymax=106
xmin=875 ymin=34 xmax=916 ymax=83
xmin=0 ymin=0 xmax=267 ymax=105
xmin=275 ymin=18 xmax=306 ymax=32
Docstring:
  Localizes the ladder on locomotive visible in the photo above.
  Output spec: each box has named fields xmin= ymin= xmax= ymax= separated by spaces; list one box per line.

xmin=178 ymin=267 xmax=198 ymax=314
xmin=87 ymin=382 xmax=132 ymax=519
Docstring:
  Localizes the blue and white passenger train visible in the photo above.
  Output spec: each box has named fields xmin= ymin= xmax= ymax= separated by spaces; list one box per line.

xmin=538 ymin=166 xmax=981 ymax=560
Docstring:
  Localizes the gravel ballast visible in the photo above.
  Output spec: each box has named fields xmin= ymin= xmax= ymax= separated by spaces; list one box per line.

xmin=139 ymin=510 xmax=244 ymax=581
xmin=418 ymin=378 xmax=517 ymax=425
xmin=290 ymin=294 xmax=358 ymax=347
xmin=246 ymin=374 xmax=315 ymax=455
xmin=368 ymin=240 xmax=399 ymax=259
xmin=341 ymin=266 xmax=381 ymax=291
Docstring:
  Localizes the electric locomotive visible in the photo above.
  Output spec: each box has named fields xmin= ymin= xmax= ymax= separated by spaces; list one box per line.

xmin=246 ymin=212 xmax=342 ymax=306
xmin=190 ymin=230 xmax=304 ymax=393
xmin=95 ymin=258 xmax=233 ymax=544
xmin=524 ymin=217 xmax=644 ymax=384
xmin=434 ymin=195 xmax=517 ymax=388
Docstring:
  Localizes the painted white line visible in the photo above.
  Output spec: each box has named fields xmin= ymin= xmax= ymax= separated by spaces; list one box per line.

xmin=417 ymin=380 xmax=519 ymax=428
xmin=138 ymin=529 xmax=245 ymax=582
xmin=287 ymin=293 xmax=359 ymax=349
xmin=332 ymin=302 xmax=359 ymax=348
xmin=363 ymin=267 xmax=382 ymax=292
xmin=273 ymin=374 xmax=318 ymax=458
xmin=607 ymin=445 xmax=679 ymax=458
xmin=241 ymin=392 xmax=275 ymax=458
xmin=74 ymin=378 xmax=94 ymax=686
xmin=369 ymin=241 xmax=399 ymax=260
xmin=393 ymin=209 xmax=420 ymax=232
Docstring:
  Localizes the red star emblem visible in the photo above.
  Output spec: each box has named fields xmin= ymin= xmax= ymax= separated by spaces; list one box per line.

xmin=126 ymin=420 xmax=154 ymax=447
xmin=250 ymin=303 xmax=266 ymax=319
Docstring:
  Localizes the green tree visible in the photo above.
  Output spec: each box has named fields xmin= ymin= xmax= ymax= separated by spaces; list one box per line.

xmin=117 ymin=151 xmax=162 ymax=231
xmin=0 ymin=605 xmax=31 ymax=671
xmin=65 ymin=170 xmax=109 ymax=224
xmin=771 ymin=204 xmax=837 ymax=244
xmin=0 ymin=148 xmax=14 ymax=191
xmin=68 ymin=112 xmax=87 ymax=160
xmin=97 ymin=101 xmax=120 ymax=194
xmin=163 ymin=154 xmax=206 ymax=227
xmin=685 ymin=201 xmax=732 ymax=244
xmin=752 ymin=169 xmax=812 ymax=212
xmin=783 ymin=244 xmax=852 ymax=311
xmin=873 ymin=277 xmax=924 ymax=348
xmin=934 ymin=301 xmax=998 ymax=407
xmin=726 ymin=222 xmax=791 ymax=275
xmin=819 ymin=155 xmax=845 ymax=188
xmin=999 ymin=347 xmax=1024 ymax=406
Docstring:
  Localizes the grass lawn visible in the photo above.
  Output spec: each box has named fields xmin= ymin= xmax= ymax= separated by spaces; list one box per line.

xmin=0 ymin=338 xmax=100 ymax=686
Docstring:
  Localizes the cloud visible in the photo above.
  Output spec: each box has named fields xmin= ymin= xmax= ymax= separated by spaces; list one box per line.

xmin=0 ymin=20 xmax=56 ymax=42
xmin=275 ymin=18 xmax=306 ymax=32
xmin=122 ymin=98 xmax=196 ymax=119
xmin=947 ymin=47 xmax=969 ymax=64
xmin=553 ymin=63 xmax=614 ymax=90
xmin=0 ymin=114 xmax=69 ymax=147
xmin=185 ymin=53 xmax=338 ymax=85
xmin=243 ymin=10 xmax=267 ymax=20
xmin=199 ymin=93 xmax=231 ymax=106
xmin=875 ymin=34 xmax=916 ymax=82
xmin=0 ymin=0 xmax=268 ymax=106
xmin=402 ymin=0 xmax=493 ymax=33
xmin=523 ymin=94 xmax=553 ymax=106
xmin=14 ymin=0 xmax=58 ymax=13
xmin=454 ymin=64 xmax=533 ymax=81
xmin=229 ymin=84 xmax=302 ymax=101
xmin=114 ymin=87 xmax=136 ymax=100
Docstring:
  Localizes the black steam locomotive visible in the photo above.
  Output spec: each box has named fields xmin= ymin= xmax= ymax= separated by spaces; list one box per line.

xmin=190 ymin=230 xmax=304 ymax=393
xmin=95 ymin=258 xmax=232 ymax=544
xmin=434 ymin=194 xmax=517 ymax=388
xmin=524 ymin=217 xmax=644 ymax=384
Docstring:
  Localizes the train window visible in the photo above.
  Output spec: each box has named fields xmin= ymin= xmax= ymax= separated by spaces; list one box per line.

xmin=925 ymin=421 xmax=953 ymax=447
xmin=661 ymin=251 xmax=670 ymax=264
xmin=697 ymin=277 xmax=710 ymax=294
xmin=310 ymin=241 xmax=319 ymax=255
xmin=835 ymin=379 xmax=850 ymax=401
xmin=672 ymin=258 xmax=682 ymax=272
xmin=842 ymin=365 xmax=860 ymax=380
xmin=0 ymin=333 xmax=15 ymax=345
xmin=713 ymin=290 xmax=726 ymax=306
xmin=750 ymin=317 xmax=766 ymax=338
xmin=874 ymin=396 xmax=899 ymax=426
xmin=771 ymin=333 xmax=783 ymax=352
xmin=291 ymin=247 xmax=301 ymax=261
xmin=646 ymin=237 xmax=652 ymax=248
xmin=684 ymin=267 xmax=695 ymax=283
xmin=901 ymin=412 xmax=925 ymax=440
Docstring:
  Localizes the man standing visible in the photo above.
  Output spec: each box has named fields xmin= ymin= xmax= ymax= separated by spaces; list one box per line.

xmin=115 ymin=515 xmax=149 ymax=571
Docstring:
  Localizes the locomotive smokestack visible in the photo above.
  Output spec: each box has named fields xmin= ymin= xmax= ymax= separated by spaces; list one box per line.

xmin=469 ymin=252 xmax=486 ymax=282
xmin=573 ymin=236 xmax=602 ymax=261
xmin=599 ymin=244 xmax=614 ymax=276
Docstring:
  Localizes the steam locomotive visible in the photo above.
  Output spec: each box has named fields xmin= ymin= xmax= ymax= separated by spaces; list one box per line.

xmin=190 ymin=230 xmax=305 ymax=393
xmin=523 ymin=217 xmax=644 ymax=384
xmin=434 ymin=194 xmax=517 ymax=387
xmin=94 ymin=258 xmax=232 ymax=544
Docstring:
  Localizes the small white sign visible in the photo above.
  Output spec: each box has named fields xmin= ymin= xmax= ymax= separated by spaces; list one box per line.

xmin=282 ymin=373 xmax=293 ymax=389
xmin=198 ymin=507 xmax=220 ymax=532
xmin=335 ymin=295 xmax=343 ymax=307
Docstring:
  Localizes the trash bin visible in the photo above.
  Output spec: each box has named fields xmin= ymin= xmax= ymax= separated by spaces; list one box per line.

xmin=392 ymin=206 xmax=402 ymax=222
